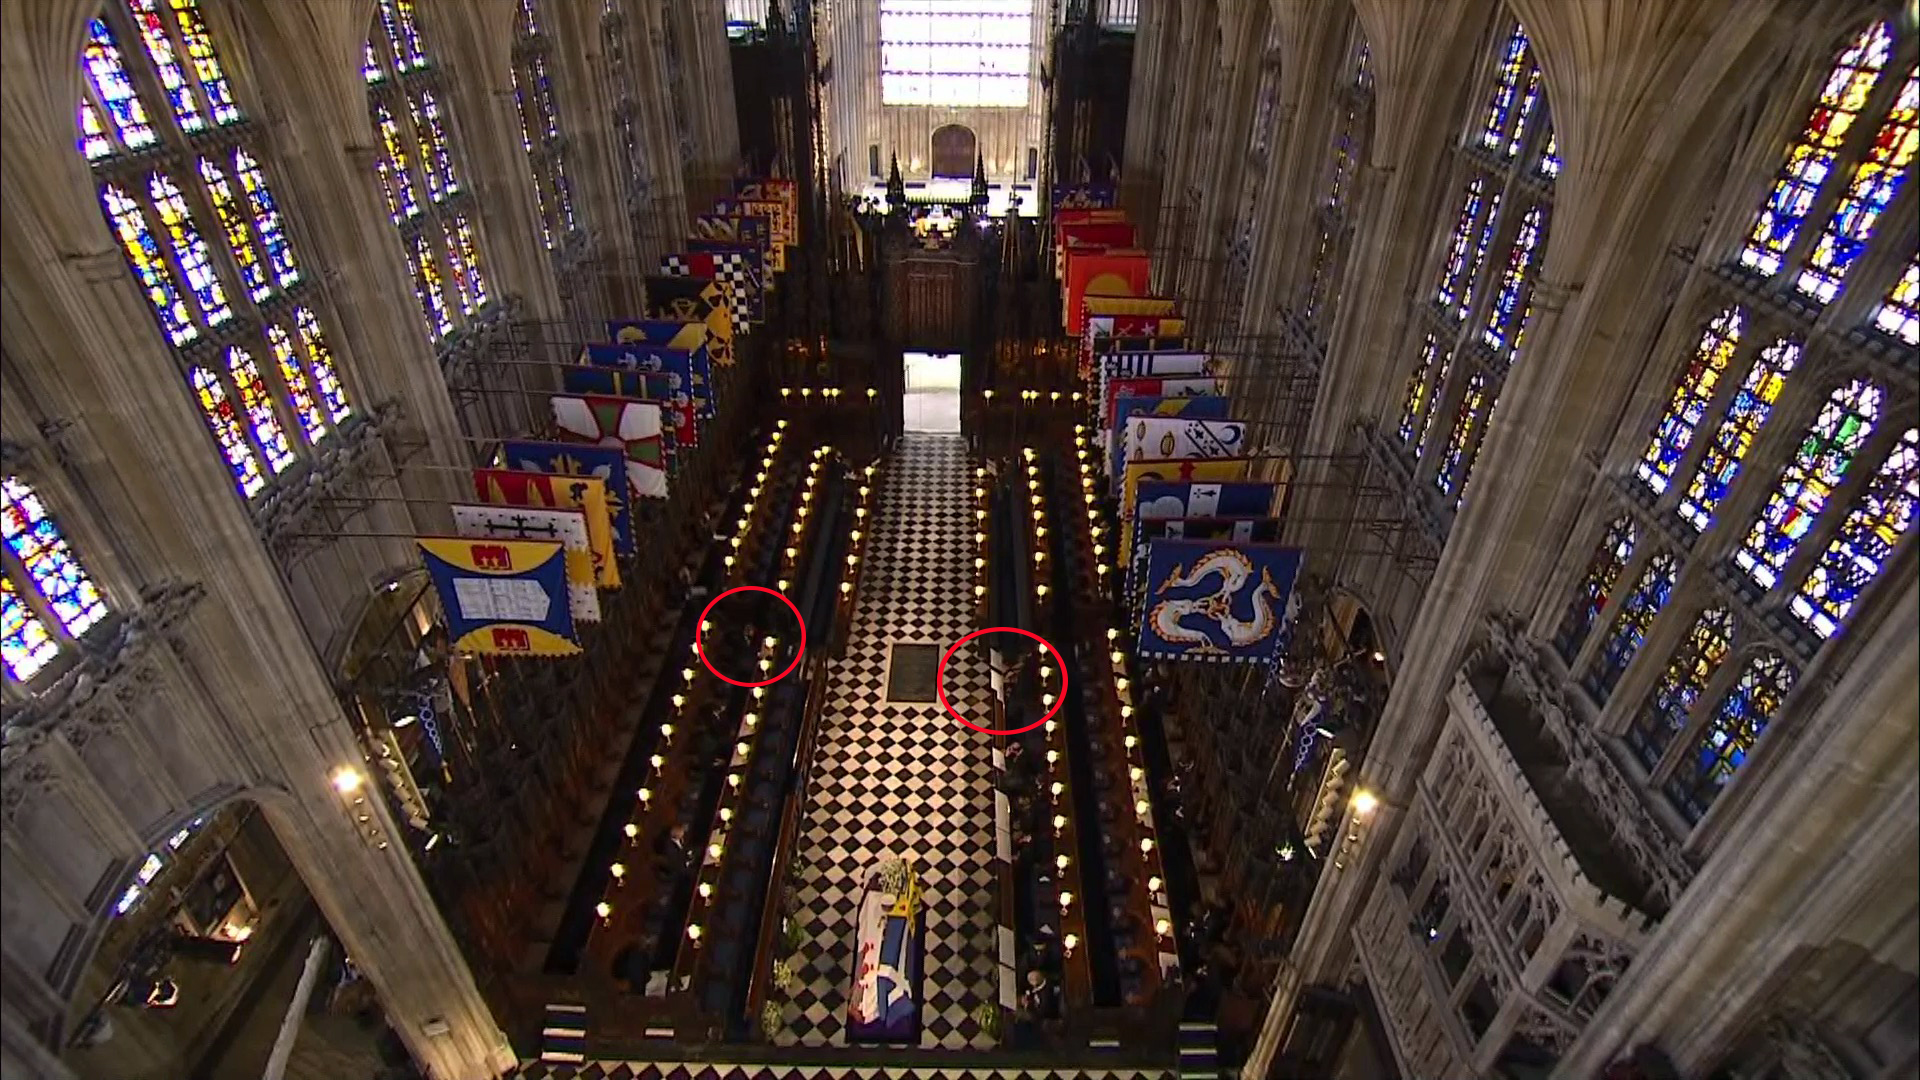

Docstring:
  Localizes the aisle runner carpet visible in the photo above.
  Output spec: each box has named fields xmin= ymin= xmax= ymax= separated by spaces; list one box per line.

xmin=777 ymin=434 xmax=999 ymax=1050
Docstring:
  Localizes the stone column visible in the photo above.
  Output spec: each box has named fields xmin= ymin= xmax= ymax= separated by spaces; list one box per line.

xmin=0 ymin=46 xmax=515 ymax=1078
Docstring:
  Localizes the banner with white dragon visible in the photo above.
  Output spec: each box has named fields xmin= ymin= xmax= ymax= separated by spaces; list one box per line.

xmin=1136 ymin=540 xmax=1303 ymax=663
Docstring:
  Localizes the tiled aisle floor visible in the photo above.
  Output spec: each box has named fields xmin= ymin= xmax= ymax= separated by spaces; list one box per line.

xmin=775 ymin=434 xmax=999 ymax=1051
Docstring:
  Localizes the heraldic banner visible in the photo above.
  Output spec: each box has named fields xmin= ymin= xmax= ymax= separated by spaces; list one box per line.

xmin=1106 ymin=395 xmax=1232 ymax=479
xmin=1120 ymin=462 xmax=1258 ymax=568
xmin=550 ymin=394 xmax=668 ymax=500
xmin=471 ymin=468 xmax=618 ymax=589
xmin=1117 ymin=417 xmax=1248 ymax=495
xmin=1137 ymin=540 xmax=1303 ymax=663
xmin=451 ymin=503 xmax=599 ymax=623
xmin=418 ymin=537 xmax=580 ymax=657
xmin=500 ymin=440 xmax=637 ymax=556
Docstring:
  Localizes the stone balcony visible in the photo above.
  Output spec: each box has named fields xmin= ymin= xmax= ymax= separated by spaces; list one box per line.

xmin=1457 ymin=615 xmax=1693 ymax=927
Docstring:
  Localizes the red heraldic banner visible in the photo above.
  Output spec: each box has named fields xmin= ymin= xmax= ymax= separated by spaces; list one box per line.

xmin=471 ymin=469 xmax=619 ymax=589
xmin=1064 ymin=248 xmax=1152 ymax=335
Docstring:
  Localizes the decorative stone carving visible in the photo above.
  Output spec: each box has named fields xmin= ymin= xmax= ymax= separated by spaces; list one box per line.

xmin=252 ymin=398 xmax=406 ymax=557
xmin=0 ymin=582 xmax=203 ymax=812
xmin=1763 ymin=1013 xmax=1853 ymax=1080
xmin=1483 ymin=613 xmax=1695 ymax=912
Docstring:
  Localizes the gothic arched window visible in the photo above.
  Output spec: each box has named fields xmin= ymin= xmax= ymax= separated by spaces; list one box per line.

xmin=1544 ymin=18 xmax=1912 ymax=838
xmin=1791 ymin=427 xmax=1918 ymax=638
xmin=1302 ymin=31 xmax=1372 ymax=337
xmin=1554 ymin=517 xmax=1637 ymax=661
xmin=1734 ymin=380 xmax=1883 ymax=588
xmin=2 ymin=477 xmax=109 ymax=684
xmin=512 ymin=0 xmax=580 ymax=254
xmin=1585 ymin=552 xmax=1678 ymax=701
xmin=1665 ymin=651 xmax=1796 ymax=822
xmin=1675 ymin=338 xmax=1801 ymax=532
xmin=1637 ymin=307 xmax=1744 ymax=494
xmin=1626 ymin=607 xmax=1733 ymax=770
xmin=602 ymin=0 xmax=656 ymax=258
xmin=1392 ymin=18 xmax=1557 ymax=513
xmin=365 ymin=0 xmax=492 ymax=345
xmin=1874 ymin=259 xmax=1918 ymax=344
xmin=1739 ymin=21 xmax=1915 ymax=332
xmin=80 ymin=0 xmax=354 ymax=500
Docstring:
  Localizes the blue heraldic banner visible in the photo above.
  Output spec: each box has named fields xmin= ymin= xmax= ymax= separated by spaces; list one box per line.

xmin=606 ymin=319 xmax=715 ymax=418
xmin=1128 ymin=515 xmax=1284 ymax=609
xmin=418 ymin=537 xmax=580 ymax=657
xmin=1131 ymin=480 xmax=1279 ymax=523
xmin=1107 ymin=394 xmax=1232 ymax=481
xmin=1138 ymin=541 xmax=1303 ymax=663
xmin=581 ymin=342 xmax=707 ymax=420
xmin=501 ymin=440 xmax=638 ymax=556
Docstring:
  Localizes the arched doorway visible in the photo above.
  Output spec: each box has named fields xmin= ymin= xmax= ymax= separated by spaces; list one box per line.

xmin=57 ymin=799 xmax=409 ymax=1080
xmin=929 ymin=124 xmax=977 ymax=178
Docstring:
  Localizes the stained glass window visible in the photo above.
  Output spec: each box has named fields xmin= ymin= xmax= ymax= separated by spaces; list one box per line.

xmin=1461 ymin=190 xmax=1504 ymax=322
xmin=364 ymin=41 xmax=384 ymax=84
xmin=100 ymin=184 xmax=196 ymax=345
xmin=266 ymin=324 xmax=326 ymax=443
xmin=2 ymin=575 xmax=61 ymax=683
xmin=376 ymin=106 xmax=420 ymax=222
xmin=1626 ymin=607 xmax=1732 ymax=771
xmin=191 ymin=367 xmax=265 ymax=496
xmin=1435 ymin=374 xmax=1486 ymax=497
xmin=294 ymin=307 xmax=352 ymax=424
xmin=514 ymin=2 xmax=582 ymax=254
xmin=1587 ymin=552 xmax=1678 ymax=700
xmin=199 ymin=158 xmax=270 ymax=302
xmin=1416 ymin=346 xmax=1457 ymax=452
xmin=127 ymin=0 xmax=202 ymax=132
xmin=1740 ymin=22 xmax=1893 ymax=277
xmin=412 ymin=91 xmax=458 ymax=202
xmin=83 ymin=0 xmax=352 ymax=501
xmin=1478 ymin=27 xmax=1533 ymax=155
xmin=1434 ymin=178 xmax=1487 ymax=312
xmin=1482 ymin=204 xmax=1545 ymax=351
xmin=1507 ymin=66 xmax=1543 ymax=159
xmin=232 ymin=150 xmax=299 ymax=288
xmin=1397 ymin=333 xmax=1443 ymax=444
xmin=1537 ymin=127 xmax=1561 ymax=180
xmin=166 ymin=0 xmax=241 ymax=125
xmin=2 ymin=477 xmax=109 ymax=641
xmin=226 ymin=347 xmax=295 ymax=475
xmin=1735 ymin=379 xmax=1882 ymax=589
xmin=83 ymin=18 xmax=156 ymax=152
xmin=367 ymin=0 xmax=491 ymax=344
xmin=1554 ymin=516 xmax=1637 ymax=662
xmin=1638 ymin=308 xmax=1744 ymax=495
xmin=1666 ymin=651 xmax=1795 ymax=822
xmin=1796 ymin=72 xmax=1916 ymax=303
xmin=149 ymin=171 xmax=231 ymax=326
xmin=408 ymin=236 xmax=453 ymax=338
xmin=1792 ymin=427 xmax=1917 ymax=638
xmin=878 ymin=0 xmax=1033 ymax=108
xmin=1873 ymin=259 xmax=1918 ymax=345
xmin=1678 ymin=338 xmax=1801 ymax=531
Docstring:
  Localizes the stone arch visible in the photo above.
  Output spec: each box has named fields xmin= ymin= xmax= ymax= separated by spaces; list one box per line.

xmin=47 ymin=784 xmax=295 ymax=1049
xmin=929 ymin=123 xmax=976 ymax=178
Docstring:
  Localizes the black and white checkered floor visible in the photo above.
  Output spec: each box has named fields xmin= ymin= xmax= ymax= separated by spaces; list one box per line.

xmin=514 ymin=1065 xmax=1176 ymax=1080
xmin=773 ymin=434 xmax=1001 ymax=1051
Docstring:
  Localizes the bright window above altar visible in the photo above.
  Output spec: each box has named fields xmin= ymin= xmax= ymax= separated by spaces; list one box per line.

xmin=879 ymin=0 xmax=1033 ymax=108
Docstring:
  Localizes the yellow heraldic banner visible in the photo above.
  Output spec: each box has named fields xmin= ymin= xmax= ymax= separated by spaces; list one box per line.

xmin=471 ymin=469 xmax=619 ymax=590
xmin=417 ymin=537 xmax=581 ymax=657
xmin=1120 ymin=457 xmax=1255 ymax=565
xmin=449 ymin=504 xmax=600 ymax=624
